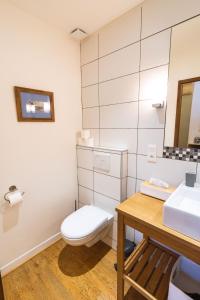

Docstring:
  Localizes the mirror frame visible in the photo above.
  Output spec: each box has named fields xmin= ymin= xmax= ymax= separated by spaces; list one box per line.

xmin=174 ymin=76 xmax=200 ymax=148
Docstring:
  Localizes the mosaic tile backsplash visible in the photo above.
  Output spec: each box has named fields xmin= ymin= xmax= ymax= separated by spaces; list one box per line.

xmin=163 ymin=147 xmax=200 ymax=162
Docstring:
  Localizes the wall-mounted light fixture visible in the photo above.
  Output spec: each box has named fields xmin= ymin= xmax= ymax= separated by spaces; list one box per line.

xmin=152 ymin=101 xmax=164 ymax=109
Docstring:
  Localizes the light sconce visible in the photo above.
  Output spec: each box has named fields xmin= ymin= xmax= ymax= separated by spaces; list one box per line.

xmin=152 ymin=101 xmax=164 ymax=109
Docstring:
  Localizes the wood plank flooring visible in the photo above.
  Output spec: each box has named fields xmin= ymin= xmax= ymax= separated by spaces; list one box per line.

xmin=3 ymin=239 xmax=117 ymax=300
xmin=3 ymin=239 xmax=145 ymax=300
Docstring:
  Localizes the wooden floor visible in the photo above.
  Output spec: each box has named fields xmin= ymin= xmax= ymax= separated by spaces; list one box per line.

xmin=3 ymin=239 xmax=117 ymax=300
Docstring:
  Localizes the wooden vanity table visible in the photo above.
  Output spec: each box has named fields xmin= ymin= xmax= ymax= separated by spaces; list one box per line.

xmin=116 ymin=193 xmax=200 ymax=300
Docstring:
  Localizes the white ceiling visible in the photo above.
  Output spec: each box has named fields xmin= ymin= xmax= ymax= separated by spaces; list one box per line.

xmin=9 ymin=0 xmax=143 ymax=35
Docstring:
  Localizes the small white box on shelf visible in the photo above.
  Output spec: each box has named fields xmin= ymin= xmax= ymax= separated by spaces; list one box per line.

xmin=140 ymin=181 xmax=176 ymax=201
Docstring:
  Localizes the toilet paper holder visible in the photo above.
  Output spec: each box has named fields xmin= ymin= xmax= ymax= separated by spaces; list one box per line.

xmin=4 ymin=185 xmax=25 ymax=203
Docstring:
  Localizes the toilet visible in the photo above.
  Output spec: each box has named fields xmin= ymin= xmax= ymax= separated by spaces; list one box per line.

xmin=61 ymin=205 xmax=113 ymax=247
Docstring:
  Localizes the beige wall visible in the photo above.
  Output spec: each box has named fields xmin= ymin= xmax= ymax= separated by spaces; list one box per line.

xmin=0 ymin=0 xmax=81 ymax=271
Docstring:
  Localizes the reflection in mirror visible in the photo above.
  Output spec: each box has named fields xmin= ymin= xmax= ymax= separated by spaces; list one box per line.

xmin=175 ymin=78 xmax=200 ymax=148
xmin=164 ymin=15 xmax=200 ymax=148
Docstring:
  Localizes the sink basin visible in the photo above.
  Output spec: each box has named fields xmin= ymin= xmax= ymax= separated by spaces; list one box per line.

xmin=163 ymin=183 xmax=200 ymax=241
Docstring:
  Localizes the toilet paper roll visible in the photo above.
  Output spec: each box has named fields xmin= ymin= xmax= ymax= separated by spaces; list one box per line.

xmin=6 ymin=191 xmax=23 ymax=207
xmin=78 ymin=137 xmax=94 ymax=146
xmin=81 ymin=130 xmax=90 ymax=140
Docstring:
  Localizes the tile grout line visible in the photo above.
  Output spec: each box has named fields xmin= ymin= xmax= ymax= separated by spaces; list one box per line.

xmin=81 ymin=11 xmax=200 ymax=68
xmin=82 ymin=62 xmax=169 ymax=89
xmin=82 ymin=98 xmax=168 ymax=110
xmin=78 ymin=184 xmax=121 ymax=203
xmin=162 ymin=26 xmax=172 ymax=155
xmin=98 ymin=32 xmax=101 ymax=146
xmin=135 ymin=6 xmax=143 ymax=194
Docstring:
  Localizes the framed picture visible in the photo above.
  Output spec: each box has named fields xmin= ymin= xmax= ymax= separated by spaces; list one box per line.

xmin=14 ymin=86 xmax=55 ymax=122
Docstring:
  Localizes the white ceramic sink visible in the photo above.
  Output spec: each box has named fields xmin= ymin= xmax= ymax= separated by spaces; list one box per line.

xmin=163 ymin=183 xmax=200 ymax=241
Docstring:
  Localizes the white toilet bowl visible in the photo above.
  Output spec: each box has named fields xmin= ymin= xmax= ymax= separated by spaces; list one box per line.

xmin=61 ymin=205 xmax=113 ymax=247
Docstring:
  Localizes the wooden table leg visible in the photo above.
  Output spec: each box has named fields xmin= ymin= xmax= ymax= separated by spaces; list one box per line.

xmin=117 ymin=214 xmax=125 ymax=300
xmin=0 ymin=273 xmax=4 ymax=300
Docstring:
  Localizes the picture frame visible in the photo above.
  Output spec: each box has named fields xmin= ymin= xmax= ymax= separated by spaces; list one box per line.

xmin=14 ymin=86 xmax=55 ymax=122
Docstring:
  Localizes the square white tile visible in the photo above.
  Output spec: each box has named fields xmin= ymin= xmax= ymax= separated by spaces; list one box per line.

xmin=128 ymin=154 xmax=137 ymax=178
xmin=139 ymin=65 xmax=169 ymax=101
xmin=100 ymin=129 xmax=137 ymax=153
xmin=94 ymin=192 xmax=118 ymax=220
xmin=108 ymin=220 xmax=117 ymax=241
xmin=138 ymin=129 xmax=164 ymax=156
xmin=121 ymin=177 xmax=127 ymax=201
xmin=79 ymin=186 xmax=93 ymax=205
xmin=99 ymin=73 xmax=139 ymax=106
xmin=77 ymin=148 xmax=93 ymax=170
xmin=139 ymin=100 xmax=165 ymax=129
xmin=142 ymin=0 xmax=200 ymax=38
xmin=100 ymin=102 xmax=138 ymax=129
xmin=78 ymin=168 xmax=93 ymax=189
xmin=94 ymin=151 xmax=121 ymax=178
xmin=99 ymin=6 xmax=141 ymax=56
xmin=82 ymin=85 xmax=99 ymax=108
xmin=136 ymin=179 xmax=144 ymax=192
xmin=81 ymin=33 xmax=98 ymax=65
xmin=82 ymin=60 xmax=98 ymax=87
xmin=83 ymin=107 xmax=99 ymax=129
xmin=127 ymin=177 xmax=136 ymax=197
xmin=141 ymin=29 xmax=171 ymax=71
xmin=94 ymin=172 xmax=121 ymax=201
xmin=137 ymin=155 xmax=197 ymax=186
xmin=78 ymin=202 xmax=86 ymax=209
xmin=99 ymin=43 xmax=140 ymax=82
xmin=122 ymin=153 xmax=128 ymax=178
xmin=89 ymin=129 xmax=100 ymax=145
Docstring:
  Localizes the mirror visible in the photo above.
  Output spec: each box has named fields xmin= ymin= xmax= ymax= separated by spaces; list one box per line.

xmin=165 ymin=15 xmax=200 ymax=148
xmin=174 ymin=78 xmax=200 ymax=148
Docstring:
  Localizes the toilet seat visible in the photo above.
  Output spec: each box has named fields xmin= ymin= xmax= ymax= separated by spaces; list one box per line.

xmin=61 ymin=205 xmax=113 ymax=246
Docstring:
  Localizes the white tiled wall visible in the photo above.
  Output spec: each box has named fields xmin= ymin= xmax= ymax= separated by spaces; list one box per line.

xmin=140 ymin=29 xmax=171 ymax=71
xmin=99 ymin=43 xmax=140 ymax=82
xmin=139 ymin=65 xmax=168 ymax=101
xmin=94 ymin=172 xmax=121 ymax=200
xmin=79 ymin=186 xmax=93 ymax=205
xmin=81 ymin=0 xmax=200 ymax=246
xmin=81 ymin=33 xmax=98 ymax=65
xmin=77 ymin=146 xmax=128 ymax=248
xmin=100 ymin=129 xmax=137 ymax=153
xmin=99 ymin=6 xmax=141 ymax=56
xmin=82 ymin=85 xmax=99 ymax=108
xmin=142 ymin=0 xmax=200 ymax=39
xmin=81 ymin=60 xmax=98 ymax=87
xmin=77 ymin=168 xmax=93 ymax=190
xmin=82 ymin=107 xmax=99 ymax=129
xmin=99 ymin=73 xmax=139 ymax=105
xmin=100 ymin=102 xmax=138 ymax=129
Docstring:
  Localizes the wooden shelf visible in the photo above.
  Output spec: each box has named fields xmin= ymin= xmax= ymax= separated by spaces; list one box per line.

xmin=124 ymin=239 xmax=179 ymax=300
xmin=117 ymin=193 xmax=200 ymax=300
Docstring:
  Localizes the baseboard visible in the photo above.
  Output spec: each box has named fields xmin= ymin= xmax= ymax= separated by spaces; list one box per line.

xmin=102 ymin=236 xmax=117 ymax=251
xmin=1 ymin=232 xmax=61 ymax=276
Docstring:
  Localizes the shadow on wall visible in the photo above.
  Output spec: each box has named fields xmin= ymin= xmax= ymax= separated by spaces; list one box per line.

xmin=58 ymin=241 xmax=110 ymax=276
xmin=0 ymin=202 xmax=21 ymax=232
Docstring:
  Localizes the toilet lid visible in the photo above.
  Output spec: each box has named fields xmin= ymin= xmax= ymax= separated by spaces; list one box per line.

xmin=61 ymin=205 xmax=111 ymax=239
